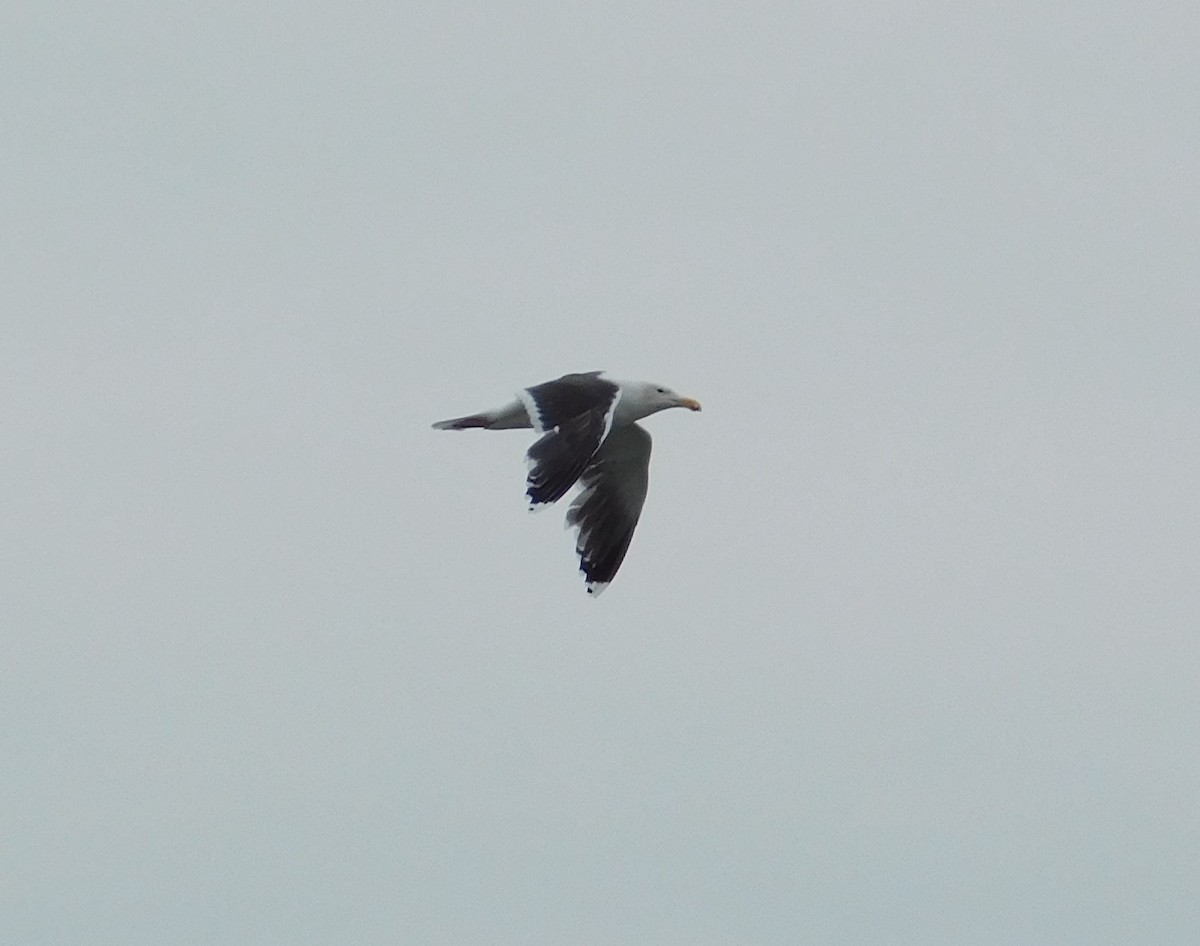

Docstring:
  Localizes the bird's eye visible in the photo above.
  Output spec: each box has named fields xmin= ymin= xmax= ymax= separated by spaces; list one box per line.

xmin=656 ymin=387 xmax=665 ymax=393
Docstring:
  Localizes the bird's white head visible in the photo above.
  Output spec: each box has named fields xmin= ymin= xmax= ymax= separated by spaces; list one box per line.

xmin=616 ymin=380 xmax=703 ymax=424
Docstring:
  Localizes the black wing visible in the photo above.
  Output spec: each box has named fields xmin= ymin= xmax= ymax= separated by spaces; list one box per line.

xmin=522 ymin=373 xmax=620 ymax=508
xmin=525 ymin=408 xmax=613 ymax=507
xmin=522 ymin=371 xmax=617 ymax=432
xmin=564 ymin=423 xmax=652 ymax=595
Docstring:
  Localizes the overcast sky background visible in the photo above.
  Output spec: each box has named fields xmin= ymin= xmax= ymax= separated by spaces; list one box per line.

xmin=3 ymin=2 xmax=1199 ymax=944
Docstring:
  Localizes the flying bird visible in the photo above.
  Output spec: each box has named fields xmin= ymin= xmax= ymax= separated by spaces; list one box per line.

xmin=432 ymin=371 xmax=701 ymax=595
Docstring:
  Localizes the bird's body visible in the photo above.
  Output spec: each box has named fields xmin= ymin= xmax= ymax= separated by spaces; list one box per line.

xmin=432 ymin=371 xmax=701 ymax=595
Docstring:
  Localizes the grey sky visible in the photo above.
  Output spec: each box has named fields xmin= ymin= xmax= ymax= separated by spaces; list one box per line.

xmin=3 ymin=2 xmax=1198 ymax=943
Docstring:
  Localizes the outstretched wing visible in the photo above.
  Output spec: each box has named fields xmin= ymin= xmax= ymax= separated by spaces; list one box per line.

xmin=521 ymin=373 xmax=620 ymax=508
xmin=565 ymin=423 xmax=652 ymax=595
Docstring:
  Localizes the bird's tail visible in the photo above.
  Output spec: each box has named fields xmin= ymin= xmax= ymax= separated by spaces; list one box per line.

xmin=432 ymin=398 xmax=531 ymax=431
xmin=431 ymin=412 xmax=494 ymax=430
